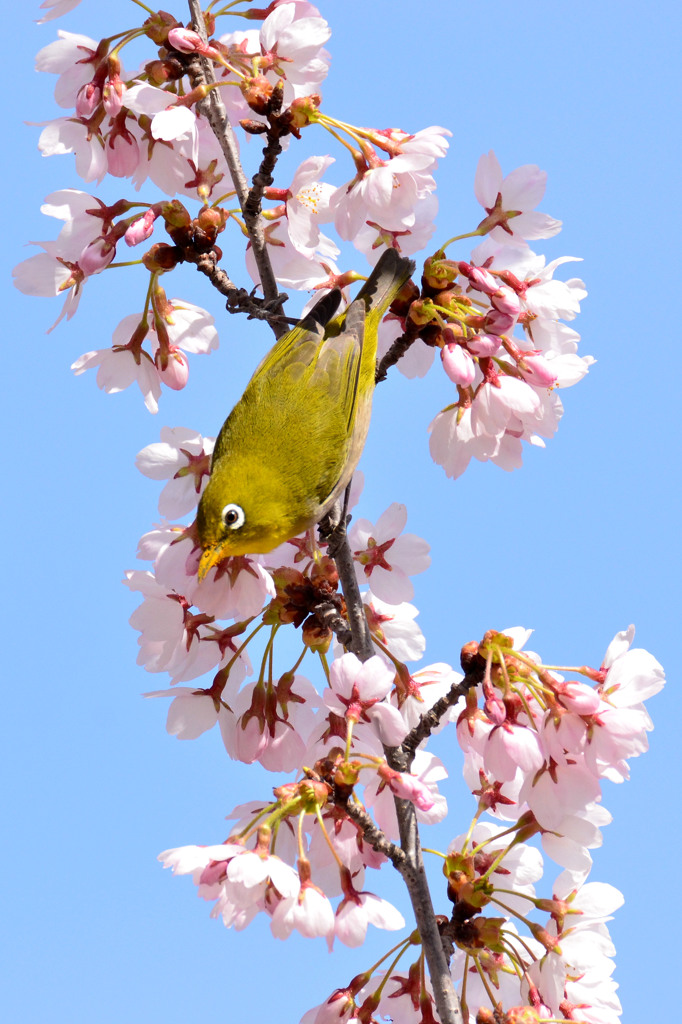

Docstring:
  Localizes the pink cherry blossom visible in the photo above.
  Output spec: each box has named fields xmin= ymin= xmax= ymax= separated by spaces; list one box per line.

xmin=350 ymin=503 xmax=430 ymax=604
xmin=258 ymin=2 xmax=332 ymax=101
xmin=475 ymin=150 xmax=562 ymax=244
xmin=599 ymin=625 xmax=665 ymax=706
xmin=143 ymin=686 xmax=232 ymax=741
xmin=270 ymin=881 xmax=335 ymax=941
xmin=334 ymin=888 xmax=405 ymax=947
xmin=38 ymin=116 xmax=107 ymax=182
xmin=72 ymin=345 xmax=162 ymax=413
xmin=222 ymin=674 xmax=319 ymax=771
xmin=271 ymin=155 xmax=339 ymax=260
xmin=136 ymin=427 xmax=215 ymax=519
xmin=124 ymin=570 xmax=229 ymax=684
xmin=361 ymin=592 xmax=426 ymax=664
xmin=364 ymin=750 xmax=447 ymax=837
xmin=324 ymin=652 xmax=407 ymax=746
xmin=35 ymin=30 xmax=96 ymax=104
xmin=331 ymin=126 xmax=450 ymax=239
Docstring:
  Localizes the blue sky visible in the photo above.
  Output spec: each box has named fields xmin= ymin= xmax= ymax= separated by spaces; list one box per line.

xmin=4 ymin=1 xmax=680 ymax=1021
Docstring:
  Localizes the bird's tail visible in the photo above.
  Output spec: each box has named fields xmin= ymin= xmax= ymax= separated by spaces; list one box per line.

xmin=352 ymin=248 xmax=415 ymax=332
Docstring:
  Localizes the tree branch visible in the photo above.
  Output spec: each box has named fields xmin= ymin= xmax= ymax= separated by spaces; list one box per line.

xmin=341 ymin=799 xmax=406 ymax=868
xmin=320 ymin=506 xmax=374 ymax=661
xmin=401 ymin=671 xmax=483 ymax=766
xmin=323 ymin=505 xmax=463 ymax=1024
xmin=185 ymin=1 xmax=284 ymax=331
xmin=389 ymin=781 xmax=464 ymax=1024
xmin=375 ymin=318 xmax=422 ymax=383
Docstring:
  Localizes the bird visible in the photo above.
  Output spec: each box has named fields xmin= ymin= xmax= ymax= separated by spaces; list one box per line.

xmin=196 ymin=247 xmax=415 ymax=579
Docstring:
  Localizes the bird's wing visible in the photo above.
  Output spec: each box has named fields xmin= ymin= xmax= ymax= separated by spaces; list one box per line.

xmin=246 ymin=289 xmax=343 ymax=390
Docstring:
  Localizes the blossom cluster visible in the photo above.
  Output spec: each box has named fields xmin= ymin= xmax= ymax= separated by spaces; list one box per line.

xmin=299 ymin=626 xmax=664 ymax=1023
xmin=129 ymin=426 xmax=665 ymax=1023
xmin=15 ymin=1 xmax=590 ymax=480
xmin=19 ymin=4 xmax=662 ymax=1024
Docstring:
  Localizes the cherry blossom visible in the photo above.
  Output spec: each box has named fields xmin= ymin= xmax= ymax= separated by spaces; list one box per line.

xmin=222 ymin=673 xmax=320 ymax=771
xmin=143 ymin=686 xmax=233 ymax=741
xmin=136 ymin=427 xmax=215 ymax=519
xmin=72 ymin=344 xmax=162 ymax=412
xmin=35 ymin=30 xmax=97 ymax=103
xmin=349 ymin=503 xmax=430 ymax=604
xmin=361 ymin=593 xmax=426 ymax=664
xmin=334 ymin=885 xmax=405 ymax=947
xmin=71 ymin=301 xmax=218 ymax=412
xmin=265 ymin=155 xmax=339 ymax=260
xmin=270 ymin=879 xmax=336 ymax=942
xmin=474 ymin=150 xmax=562 ymax=244
xmin=364 ymin=750 xmax=447 ymax=837
xmin=330 ymin=126 xmax=450 ymax=240
xmin=323 ymin=652 xmax=408 ymax=746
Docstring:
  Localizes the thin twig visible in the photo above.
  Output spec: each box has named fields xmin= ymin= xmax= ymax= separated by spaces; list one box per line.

xmin=341 ymin=799 xmax=406 ymax=868
xmin=185 ymin=1 xmax=283 ymax=324
xmin=320 ymin=508 xmax=374 ymax=661
xmin=401 ymin=672 xmax=483 ymax=765
xmin=375 ymin=319 xmax=422 ymax=383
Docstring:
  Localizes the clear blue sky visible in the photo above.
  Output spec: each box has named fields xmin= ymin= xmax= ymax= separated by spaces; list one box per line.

xmin=4 ymin=1 xmax=680 ymax=1021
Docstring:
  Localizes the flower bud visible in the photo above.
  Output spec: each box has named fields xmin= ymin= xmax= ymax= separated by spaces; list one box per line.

xmin=125 ymin=209 xmax=157 ymax=247
xmin=483 ymin=308 xmax=516 ymax=336
xmin=79 ymin=237 xmax=115 ymax=276
xmin=76 ymin=81 xmax=100 ymax=118
xmin=458 ymin=261 xmax=498 ymax=295
xmin=287 ymin=94 xmax=321 ymax=130
xmin=142 ymin=243 xmax=181 ymax=272
xmin=143 ymin=10 xmax=182 ymax=46
xmin=103 ymin=74 xmax=125 ymax=117
xmin=517 ymin=352 xmax=557 ymax=388
xmin=491 ymin=285 xmax=521 ymax=317
xmin=241 ymin=76 xmax=274 ymax=115
xmin=145 ymin=58 xmax=185 ymax=85
xmin=423 ymin=254 xmax=458 ymax=290
xmin=441 ymin=340 xmax=475 ymax=387
xmin=156 ymin=348 xmax=189 ymax=390
xmin=467 ymin=334 xmax=501 ymax=357
xmin=167 ymin=27 xmax=204 ymax=52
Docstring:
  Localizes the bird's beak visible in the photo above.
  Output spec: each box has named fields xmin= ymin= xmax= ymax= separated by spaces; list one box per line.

xmin=197 ymin=543 xmax=229 ymax=582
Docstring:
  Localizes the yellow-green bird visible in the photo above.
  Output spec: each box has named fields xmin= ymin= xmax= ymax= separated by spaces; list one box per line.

xmin=196 ymin=248 xmax=415 ymax=579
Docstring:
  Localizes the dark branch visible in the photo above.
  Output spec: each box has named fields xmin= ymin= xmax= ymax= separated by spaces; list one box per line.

xmin=375 ymin=318 xmax=422 ymax=383
xmin=341 ymin=799 xmax=406 ymax=868
xmin=185 ymin=1 xmax=285 ymax=332
xmin=319 ymin=502 xmax=374 ymax=661
xmin=401 ymin=671 xmax=483 ymax=765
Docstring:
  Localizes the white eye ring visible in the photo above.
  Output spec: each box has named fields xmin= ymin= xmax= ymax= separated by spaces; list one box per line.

xmin=221 ymin=503 xmax=245 ymax=530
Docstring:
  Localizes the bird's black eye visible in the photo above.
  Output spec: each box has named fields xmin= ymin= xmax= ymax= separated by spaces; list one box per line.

xmin=221 ymin=503 xmax=245 ymax=530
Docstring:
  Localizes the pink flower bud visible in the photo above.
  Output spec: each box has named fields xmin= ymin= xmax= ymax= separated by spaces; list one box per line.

xmin=467 ymin=333 xmax=501 ymax=357
xmin=156 ymin=348 xmax=189 ymax=390
xmin=125 ymin=209 xmax=158 ymax=247
xmin=491 ymin=285 xmax=521 ymax=317
xmin=75 ymin=82 xmax=101 ymax=118
xmin=107 ymin=132 xmax=140 ymax=177
xmin=518 ymin=352 xmax=557 ymax=388
xmin=441 ymin=341 xmax=475 ymax=386
xmin=458 ymin=261 xmax=498 ymax=295
xmin=167 ymin=28 xmax=201 ymax=52
xmin=103 ymin=75 xmax=125 ymax=117
xmin=79 ymin=237 xmax=116 ymax=276
xmin=379 ymin=765 xmax=434 ymax=812
xmin=483 ymin=308 xmax=516 ymax=337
